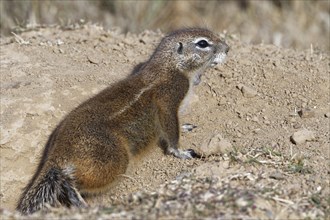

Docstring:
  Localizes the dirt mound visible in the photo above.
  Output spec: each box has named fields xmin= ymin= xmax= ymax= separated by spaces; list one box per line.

xmin=0 ymin=25 xmax=329 ymax=219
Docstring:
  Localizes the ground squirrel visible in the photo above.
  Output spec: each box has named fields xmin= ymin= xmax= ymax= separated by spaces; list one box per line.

xmin=16 ymin=28 xmax=229 ymax=215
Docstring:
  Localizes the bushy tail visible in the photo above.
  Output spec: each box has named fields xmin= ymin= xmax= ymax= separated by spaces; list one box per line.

xmin=16 ymin=166 xmax=87 ymax=215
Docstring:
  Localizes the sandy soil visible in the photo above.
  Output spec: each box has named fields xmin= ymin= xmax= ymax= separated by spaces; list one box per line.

xmin=0 ymin=25 xmax=329 ymax=219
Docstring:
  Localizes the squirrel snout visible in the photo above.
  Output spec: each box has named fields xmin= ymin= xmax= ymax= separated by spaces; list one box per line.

xmin=214 ymin=42 xmax=229 ymax=55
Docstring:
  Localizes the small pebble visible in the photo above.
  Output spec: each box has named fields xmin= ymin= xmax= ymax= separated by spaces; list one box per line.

xmin=293 ymin=123 xmax=302 ymax=129
xmin=298 ymin=108 xmax=315 ymax=118
xmin=269 ymin=171 xmax=285 ymax=180
xmin=56 ymin=39 xmax=64 ymax=46
xmin=251 ymin=116 xmax=259 ymax=122
xmin=264 ymin=120 xmax=271 ymax=125
xmin=290 ymin=129 xmax=315 ymax=144
xmin=237 ymin=84 xmax=257 ymax=98
xmin=87 ymin=55 xmax=100 ymax=64
xmin=236 ymin=197 xmax=249 ymax=207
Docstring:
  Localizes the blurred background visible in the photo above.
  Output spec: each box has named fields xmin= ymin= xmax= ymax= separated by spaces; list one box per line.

xmin=0 ymin=0 xmax=329 ymax=51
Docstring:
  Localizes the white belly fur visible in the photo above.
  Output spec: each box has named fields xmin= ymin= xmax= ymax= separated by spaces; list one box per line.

xmin=179 ymin=75 xmax=199 ymax=115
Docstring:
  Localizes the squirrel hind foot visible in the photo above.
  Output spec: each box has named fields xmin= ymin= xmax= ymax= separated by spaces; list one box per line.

xmin=167 ymin=147 xmax=199 ymax=159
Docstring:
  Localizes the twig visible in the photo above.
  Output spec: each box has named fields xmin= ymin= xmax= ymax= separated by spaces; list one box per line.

xmin=272 ymin=196 xmax=295 ymax=205
xmin=11 ymin=32 xmax=30 ymax=45
xmin=119 ymin=174 xmax=139 ymax=184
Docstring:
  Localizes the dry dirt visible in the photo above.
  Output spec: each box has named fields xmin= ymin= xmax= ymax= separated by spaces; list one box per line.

xmin=0 ymin=25 xmax=329 ymax=219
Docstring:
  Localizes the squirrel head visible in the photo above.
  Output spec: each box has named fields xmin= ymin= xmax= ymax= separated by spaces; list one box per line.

xmin=152 ymin=28 xmax=229 ymax=73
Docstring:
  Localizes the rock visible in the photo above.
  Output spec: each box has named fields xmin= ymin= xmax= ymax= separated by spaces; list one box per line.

xmin=194 ymin=163 xmax=229 ymax=178
xmin=236 ymin=197 xmax=249 ymax=207
xmin=251 ymin=116 xmax=259 ymax=122
xmin=269 ymin=171 xmax=285 ymax=180
xmin=293 ymin=123 xmax=302 ymax=129
xmin=237 ymin=84 xmax=257 ymax=98
xmin=290 ymin=129 xmax=315 ymax=144
xmin=87 ymin=54 xmax=100 ymax=64
xmin=298 ymin=108 xmax=315 ymax=118
xmin=56 ymin=39 xmax=64 ymax=46
xmin=325 ymin=112 xmax=330 ymax=118
xmin=199 ymin=134 xmax=233 ymax=156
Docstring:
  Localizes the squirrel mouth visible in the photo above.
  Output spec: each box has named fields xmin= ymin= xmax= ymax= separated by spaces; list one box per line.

xmin=211 ymin=53 xmax=227 ymax=66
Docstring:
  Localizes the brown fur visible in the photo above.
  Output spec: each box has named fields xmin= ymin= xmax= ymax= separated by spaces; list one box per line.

xmin=16 ymin=28 xmax=229 ymax=215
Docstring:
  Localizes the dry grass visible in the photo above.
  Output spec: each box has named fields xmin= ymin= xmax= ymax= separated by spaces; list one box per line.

xmin=0 ymin=0 xmax=329 ymax=50
xmin=2 ymin=152 xmax=326 ymax=219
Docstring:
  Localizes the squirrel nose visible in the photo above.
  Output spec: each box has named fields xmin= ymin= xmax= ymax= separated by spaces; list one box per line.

xmin=218 ymin=42 xmax=229 ymax=54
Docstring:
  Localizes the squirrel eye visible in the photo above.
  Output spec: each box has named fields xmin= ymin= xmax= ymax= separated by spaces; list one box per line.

xmin=196 ymin=40 xmax=209 ymax=48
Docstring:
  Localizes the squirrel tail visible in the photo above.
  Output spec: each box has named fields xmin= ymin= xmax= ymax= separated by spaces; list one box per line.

xmin=16 ymin=166 xmax=86 ymax=215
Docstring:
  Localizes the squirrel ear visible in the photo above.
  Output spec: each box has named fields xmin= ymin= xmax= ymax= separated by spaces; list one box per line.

xmin=176 ymin=42 xmax=183 ymax=54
